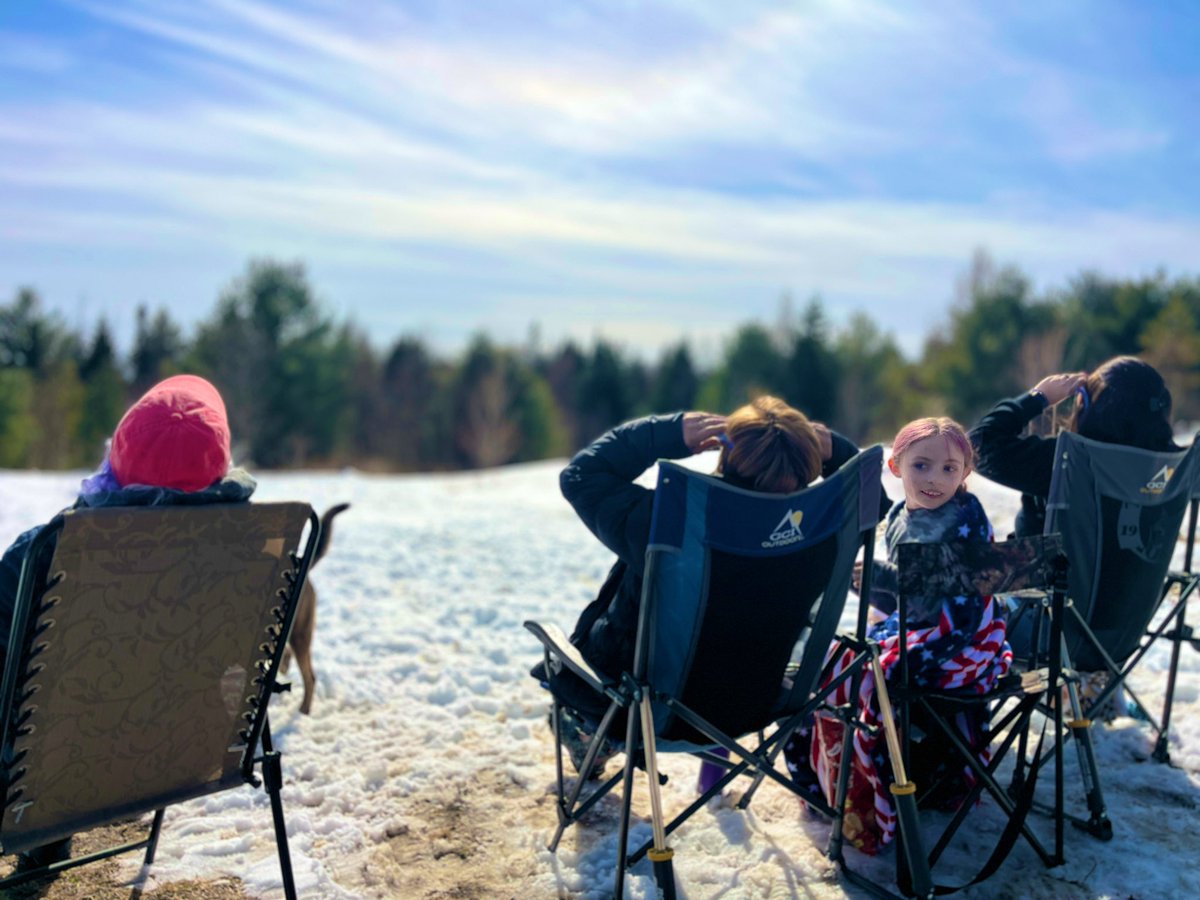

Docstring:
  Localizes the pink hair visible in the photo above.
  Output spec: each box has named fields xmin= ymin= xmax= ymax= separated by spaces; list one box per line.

xmin=891 ymin=417 xmax=974 ymax=471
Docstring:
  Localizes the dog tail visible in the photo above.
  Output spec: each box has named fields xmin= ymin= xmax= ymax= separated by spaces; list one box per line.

xmin=312 ymin=503 xmax=350 ymax=567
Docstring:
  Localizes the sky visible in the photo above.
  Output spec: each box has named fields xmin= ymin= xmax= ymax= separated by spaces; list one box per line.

xmin=2 ymin=0 xmax=1199 ymax=361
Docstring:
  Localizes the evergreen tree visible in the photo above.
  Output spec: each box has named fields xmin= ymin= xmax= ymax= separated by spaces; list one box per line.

xmin=1059 ymin=272 xmax=1166 ymax=369
xmin=0 ymin=369 xmax=35 ymax=467
xmin=131 ymin=305 xmax=185 ymax=395
xmin=785 ymin=299 xmax=839 ymax=423
xmin=835 ymin=313 xmax=917 ymax=443
xmin=509 ymin=365 xmax=567 ymax=462
xmin=278 ymin=317 xmax=354 ymax=464
xmin=698 ymin=323 xmax=786 ymax=412
xmin=29 ymin=361 xmax=85 ymax=468
xmin=77 ymin=319 xmax=127 ymax=462
xmin=540 ymin=342 xmax=585 ymax=451
xmin=0 ymin=287 xmax=74 ymax=375
xmin=923 ymin=254 xmax=1054 ymax=423
xmin=649 ymin=342 xmax=698 ymax=413
xmin=379 ymin=336 xmax=438 ymax=469
xmin=191 ymin=259 xmax=342 ymax=467
xmin=449 ymin=336 xmax=508 ymax=468
xmin=336 ymin=324 xmax=385 ymax=467
xmin=576 ymin=340 xmax=637 ymax=438
xmin=1140 ymin=290 xmax=1200 ymax=423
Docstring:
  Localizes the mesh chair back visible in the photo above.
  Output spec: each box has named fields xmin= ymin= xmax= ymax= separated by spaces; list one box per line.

xmin=1045 ymin=432 xmax=1200 ymax=670
xmin=642 ymin=447 xmax=882 ymax=742
xmin=0 ymin=502 xmax=312 ymax=854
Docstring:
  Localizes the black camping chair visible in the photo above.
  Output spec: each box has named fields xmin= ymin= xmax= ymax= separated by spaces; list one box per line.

xmin=0 ymin=502 xmax=320 ymax=897
xmin=888 ymin=536 xmax=1070 ymax=895
xmin=527 ymin=446 xmax=933 ymax=899
xmin=1010 ymin=430 xmax=1200 ymax=839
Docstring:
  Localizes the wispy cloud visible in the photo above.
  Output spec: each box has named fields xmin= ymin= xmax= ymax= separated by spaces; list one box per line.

xmin=2 ymin=0 xmax=1196 ymax=357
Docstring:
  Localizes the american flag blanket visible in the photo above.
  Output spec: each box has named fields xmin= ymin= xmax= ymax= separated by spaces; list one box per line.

xmin=784 ymin=495 xmax=1012 ymax=854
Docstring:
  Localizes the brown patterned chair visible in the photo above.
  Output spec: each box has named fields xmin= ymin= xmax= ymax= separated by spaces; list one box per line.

xmin=0 ymin=501 xmax=319 ymax=898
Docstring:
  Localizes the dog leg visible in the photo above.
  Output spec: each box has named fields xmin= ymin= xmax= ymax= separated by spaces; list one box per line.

xmin=290 ymin=581 xmax=317 ymax=714
xmin=286 ymin=502 xmax=349 ymax=714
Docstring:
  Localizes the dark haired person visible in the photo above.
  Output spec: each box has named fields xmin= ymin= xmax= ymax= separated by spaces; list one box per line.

xmin=969 ymin=355 xmax=1184 ymax=680
xmin=969 ymin=355 xmax=1181 ymax=539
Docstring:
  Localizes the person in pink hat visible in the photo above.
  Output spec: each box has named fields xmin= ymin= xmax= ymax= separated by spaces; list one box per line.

xmin=105 ymin=374 xmax=233 ymax=491
xmin=0 ymin=374 xmax=254 ymax=871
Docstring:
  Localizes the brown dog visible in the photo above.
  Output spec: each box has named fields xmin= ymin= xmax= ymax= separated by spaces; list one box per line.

xmin=282 ymin=502 xmax=350 ymax=714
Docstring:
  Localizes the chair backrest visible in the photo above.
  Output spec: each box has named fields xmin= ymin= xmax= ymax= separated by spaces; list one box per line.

xmin=0 ymin=501 xmax=316 ymax=855
xmin=639 ymin=446 xmax=883 ymax=742
xmin=897 ymin=534 xmax=1066 ymax=601
xmin=1044 ymin=431 xmax=1200 ymax=670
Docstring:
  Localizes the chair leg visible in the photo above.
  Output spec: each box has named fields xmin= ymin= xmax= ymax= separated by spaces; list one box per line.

xmin=258 ymin=717 xmax=299 ymax=900
xmin=1063 ymin=682 xmax=1111 ymax=840
xmin=613 ymin=703 xmax=640 ymax=900
xmin=550 ymin=700 xmax=623 ymax=852
xmin=638 ymin=695 xmax=677 ymax=900
xmin=262 ymin=750 xmax=299 ymax=900
xmin=548 ymin=696 xmax=568 ymax=851
xmin=143 ymin=809 xmax=165 ymax=865
xmin=869 ymin=651 xmax=932 ymax=900
xmin=1010 ymin=697 xmax=1031 ymax=799
xmin=1155 ymin=600 xmax=1187 ymax=763
xmin=826 ymin=658 xmax=863 ymax=866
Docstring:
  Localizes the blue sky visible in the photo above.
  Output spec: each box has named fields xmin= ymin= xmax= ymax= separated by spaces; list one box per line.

xmin=3 ymin=0 xmax=1198 ymax=361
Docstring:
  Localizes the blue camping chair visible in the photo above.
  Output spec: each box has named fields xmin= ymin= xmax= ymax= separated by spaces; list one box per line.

xmin=1011 ymin=430 xmax=1200 ymax=838
xmin=527 ymin=446 xmax=934 ymax=898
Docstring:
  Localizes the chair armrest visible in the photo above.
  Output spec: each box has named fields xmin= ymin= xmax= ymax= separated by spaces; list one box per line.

xmin=524 ymin=621 xmax=614 ymax=694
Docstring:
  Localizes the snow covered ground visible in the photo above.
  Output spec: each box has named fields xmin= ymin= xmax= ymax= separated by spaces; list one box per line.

xmin=0 ymin=452 xmax=1197 ymax=899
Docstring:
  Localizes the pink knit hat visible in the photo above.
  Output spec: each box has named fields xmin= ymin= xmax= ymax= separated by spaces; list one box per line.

xmin=109 ymin=375 xmax=232 ymax=491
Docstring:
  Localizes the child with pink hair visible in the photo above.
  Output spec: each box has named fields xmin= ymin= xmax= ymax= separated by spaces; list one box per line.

xmin=784 ymin=417 xmax=1011 ymax=855
xmin=866 ymin=417 xmax=995 ymax=623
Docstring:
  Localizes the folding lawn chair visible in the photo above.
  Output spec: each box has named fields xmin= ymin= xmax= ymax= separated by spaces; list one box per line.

xmin=889 ymin=535 xmax=1070 ymax=894
xmin=1012 ymin=430 xmax=1200 ymax=839
xmin=527 ymin=446 xmax=934 ymax=899
xmin=0 ymin=501 xmax=320 ymax=897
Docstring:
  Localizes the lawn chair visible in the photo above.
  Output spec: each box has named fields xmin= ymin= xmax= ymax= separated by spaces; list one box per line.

xmin=0 ymin=501 xmax=320 ymax=897
xmin=891 ymin=536 xmax=1070 ymax=893
xmin=527 ymin=446 xmax=934 ymax=899
xmin=1013 ymin=430 xmax=1200 ymax=838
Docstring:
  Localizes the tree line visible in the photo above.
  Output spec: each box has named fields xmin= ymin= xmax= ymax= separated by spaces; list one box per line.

xmin=1 ymin=252 xmax=1197 ymax=472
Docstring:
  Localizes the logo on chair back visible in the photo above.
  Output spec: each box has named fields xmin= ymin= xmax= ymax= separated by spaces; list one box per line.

xmin=1140 ymin=465 xmax=1175 ymax=495
xmin=763 ymin=509 xmax=805 ymax=548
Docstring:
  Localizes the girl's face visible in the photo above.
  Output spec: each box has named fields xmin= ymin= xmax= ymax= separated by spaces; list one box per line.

xmin=888 ymin=434 xmax=968 ymax=511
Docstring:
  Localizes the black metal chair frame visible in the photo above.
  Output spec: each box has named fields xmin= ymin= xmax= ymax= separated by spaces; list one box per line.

xmin=885 ymin=536 xmax=1072 ymax=894
xmin=1013 ymin=436 xmax=1200 ymax=841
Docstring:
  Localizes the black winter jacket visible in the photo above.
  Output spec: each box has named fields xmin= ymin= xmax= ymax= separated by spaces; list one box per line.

xmin=969 ymin=391 xmax=1053 ymax=537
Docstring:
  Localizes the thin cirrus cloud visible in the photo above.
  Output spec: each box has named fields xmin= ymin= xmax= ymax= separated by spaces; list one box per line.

xmin=1 ymin=0 xmax=1196 ymax=357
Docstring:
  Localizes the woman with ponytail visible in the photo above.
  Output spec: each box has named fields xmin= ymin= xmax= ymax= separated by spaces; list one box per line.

xmin=970 ymin=355 xmax=1181 ymax=539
